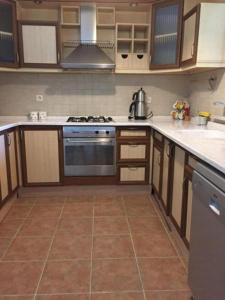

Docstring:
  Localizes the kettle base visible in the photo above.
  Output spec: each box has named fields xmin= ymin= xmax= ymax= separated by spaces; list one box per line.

xmin=134 ymin=116 xmax=146 ymax=120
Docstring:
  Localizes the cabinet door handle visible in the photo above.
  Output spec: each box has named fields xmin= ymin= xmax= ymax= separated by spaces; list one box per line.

xmin=191 ymin=43 xmax=194 ymax=57
xmin=128 ymin=166 xmax=138 ymax=171
xmin=7 ymin=134 xmax=11 ymax=146
xmin=128 ymin=143 xmax=139 ymax=147
xmin=158 ymin=154 xmax=161 ymax=166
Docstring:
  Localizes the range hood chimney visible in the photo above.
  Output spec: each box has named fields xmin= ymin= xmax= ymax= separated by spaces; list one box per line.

xmin=60 ymin=5 xmax=115 ymax=70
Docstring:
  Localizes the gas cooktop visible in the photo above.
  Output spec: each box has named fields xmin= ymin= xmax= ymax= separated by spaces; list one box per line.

xmin=67 ymin=116 xmax=114 ymax=123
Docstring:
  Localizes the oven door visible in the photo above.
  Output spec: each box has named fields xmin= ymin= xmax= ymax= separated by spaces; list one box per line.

xmin=63 ymin=138 xmax=116 ymax=176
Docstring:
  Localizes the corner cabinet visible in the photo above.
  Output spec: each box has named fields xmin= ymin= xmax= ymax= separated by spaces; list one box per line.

xmin=150 ymin=0 xmax=183 ymax=69
xmin=0 ymin=0 xmax=18 ymax=67
xmin=18 ymin=22 xmax=60 ymax=67
xmin=181 ymin=3 xmax=225 ymax=68
xmin=21 ymin=127 xmax=62 ymax=186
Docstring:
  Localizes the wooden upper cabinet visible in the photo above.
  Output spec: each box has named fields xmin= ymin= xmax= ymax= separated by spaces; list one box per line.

xmin=0 ymin=134 xmax=9 ymax=202
xmin=181 ymin=5 xmax=200 ymax=66
xmin=0 ymin=0 xmax=18 ymax=67
xmin=150 ymin=0 xmax=183 ymax=69
xmin=181 ymin=3 xmax=225 ymax=67
xmin=22 ymin=128 xmax=61 ymax=185
xmin=18 ymin=22 xmax=60 ymax=67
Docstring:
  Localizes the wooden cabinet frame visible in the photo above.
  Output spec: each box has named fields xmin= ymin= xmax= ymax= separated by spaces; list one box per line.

xmin=181 ymin=5 xmax=200 ymax=67
xmin=18 ymin=21 xmax=61 ymax=68
xmin=151 ymin=140 xmax=163 ymax=197
xmin=0 ymin=128 xmax=19 ymax=205
xmin=117 ymin=127 xmax=150 ymax=185
xmin=150 ymin=0 xmax=183 ymax=70
xmin=20 ymin=126 xmax=63 ymax=186
xmin=0 ymin=0 xmax=19 ymax=68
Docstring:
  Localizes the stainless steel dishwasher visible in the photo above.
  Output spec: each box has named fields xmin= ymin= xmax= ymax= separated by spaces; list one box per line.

xmin=188 ymin=163 xmax=225 ymax=300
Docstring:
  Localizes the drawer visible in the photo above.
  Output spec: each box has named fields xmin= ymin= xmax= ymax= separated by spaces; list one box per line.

xmin=118 ymin=143 xmax=147 ymax=161
xmin=118 ymin=127 xmax=149 ymax=139
xmin=118 ymin=164 xmax=148 ymax=184
xmin=116 ymin=53 xmax=132 ymax=70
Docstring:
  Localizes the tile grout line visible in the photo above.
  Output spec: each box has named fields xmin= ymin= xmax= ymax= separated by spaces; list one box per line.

xmin=0 ymin=201 xmax=36 ymax=261
xmin=123 ymin=197 xmax=147 ymax=300
xmin=32 ymin=197 xmax=66 ymax=300
xmin=89 ymin=196 xmax=95 ymax=300
xmin=150 ymin=196 xmax=188 ymax=271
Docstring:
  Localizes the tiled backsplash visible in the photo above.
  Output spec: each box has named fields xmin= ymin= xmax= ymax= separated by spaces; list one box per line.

xmin=0 ymin=73 xmax=189 ymax=116
xmin=188 ymin=69 xmax=225 ymax=116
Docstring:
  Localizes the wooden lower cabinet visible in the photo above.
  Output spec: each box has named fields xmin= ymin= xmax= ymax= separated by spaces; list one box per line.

xmin=7 ymin=130 xmax=18 ymax=192
xmin=161 ymin=138 xmax=174 ymax=214
xmin=152 ymin=143 xmax=162 ymax=195
xmin=118 ymin=164 xmax=148 ymax=184
xmin=170 ymin=145 xmax=186 ymax=232
xmin=0 ymin=134 xmax=9 ymax=202
xmin=21 ymin=128 xmax=62 ymax=185
xmin=117 ymin=127 xmax=150 ymax=184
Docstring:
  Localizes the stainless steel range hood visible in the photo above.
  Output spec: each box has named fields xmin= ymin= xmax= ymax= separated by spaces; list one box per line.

xmin=60 ymin=5 xmax=115 ymax=70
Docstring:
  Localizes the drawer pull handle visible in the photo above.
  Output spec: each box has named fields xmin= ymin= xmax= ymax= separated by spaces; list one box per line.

xmin=128 ymin=143 xmax=139 ymax=147
xmin=128 ymin=167 xmax=138 ymax=171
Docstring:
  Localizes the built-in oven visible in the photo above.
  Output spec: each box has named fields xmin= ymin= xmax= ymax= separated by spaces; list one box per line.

xmin=63 ymin=126 xmax=116 ymax=176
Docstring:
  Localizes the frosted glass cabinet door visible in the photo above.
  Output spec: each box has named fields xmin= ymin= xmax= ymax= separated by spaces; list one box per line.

xmin=150 ymin=0 xmax=182 ymax=69
xmin=0 ymin=0 xmax=18 ymax=67
xmin=19 ymin=23 xmax=59 ymax=67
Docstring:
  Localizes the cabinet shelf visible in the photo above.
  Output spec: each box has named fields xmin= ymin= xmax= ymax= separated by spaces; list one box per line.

xmin=61 ymin=6 xmax=80 ymax=26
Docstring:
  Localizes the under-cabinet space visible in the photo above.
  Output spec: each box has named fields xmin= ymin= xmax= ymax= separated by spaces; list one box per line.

xmin=18 ymin=22 xmax=60 ymax=67
xmin=60 ymin=27 xmax=80 ymax=59
xmin=21 ymin=127 xmax=62 ymax=185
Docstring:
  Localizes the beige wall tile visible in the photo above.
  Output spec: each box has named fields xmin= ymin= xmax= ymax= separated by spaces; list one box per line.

xmin=0 ymin=73 xmax=189 ymax=116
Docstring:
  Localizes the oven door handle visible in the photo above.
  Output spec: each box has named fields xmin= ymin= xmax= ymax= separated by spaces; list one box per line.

xmin=64 ymin=138 xmax=115 ymax=145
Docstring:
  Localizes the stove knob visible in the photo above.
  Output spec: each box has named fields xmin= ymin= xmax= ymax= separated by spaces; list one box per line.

xmin=108 ymin=117 xmax=113 ymax=121
xmin=95 ymin=130 xmax=99 ymax=134
xmin=106 ymin=131 xmax=109 ymax=135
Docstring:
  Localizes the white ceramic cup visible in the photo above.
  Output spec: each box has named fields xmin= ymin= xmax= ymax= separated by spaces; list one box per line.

xmin=39 ymin=111 xmax=47 ymax=121
xmin=29 ymin=111 xmax=38 ymax=121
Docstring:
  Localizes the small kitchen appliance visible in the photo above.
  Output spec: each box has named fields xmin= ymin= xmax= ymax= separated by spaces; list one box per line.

xmin=129 ymin=88 xmax=152 ymax=120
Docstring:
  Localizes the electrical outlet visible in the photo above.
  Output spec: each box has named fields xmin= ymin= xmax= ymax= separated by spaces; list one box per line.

xmin=36 ymin=95 xmax=44 ymax=102
xmin=147 ymin=96 xmax=152 ymax=104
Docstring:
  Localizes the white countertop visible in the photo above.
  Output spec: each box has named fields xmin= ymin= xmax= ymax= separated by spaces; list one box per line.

xmin=0 ymin=116 xmax=225 ymax=175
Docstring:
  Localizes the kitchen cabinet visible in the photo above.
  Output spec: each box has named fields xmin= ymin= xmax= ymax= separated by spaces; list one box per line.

xmin=0 ymin=0 xmax=18 ymax=67
xmin=117 ymin=127 xmax=150 ymax=184
xmin=6 ymin=129 xmax=18 ymax=192
xmin=21 ymin=127 xmax=62 ymax=185
xmin=170 ymin=145 xmax=186 ymax=233
xmin=151 ymin=130 xmax=163 ymax=197
xmin=18 ymin=21 xmax=60 ymax=67
xmin=150 ymin=0 xmax=183 ymax=69
xmin=181 ymin=3 xmax=225 ymax=67
xmin=0 ymin=133 xmax=9 ymax=202
xmin=180 ymin=155 xmax=198 ymax=247
xmin=161 ymin=138 xmax=174 ymax=214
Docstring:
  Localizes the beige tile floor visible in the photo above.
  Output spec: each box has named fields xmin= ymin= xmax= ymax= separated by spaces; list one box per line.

xmin=0 ymin=187 xmax=191 ymax=300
